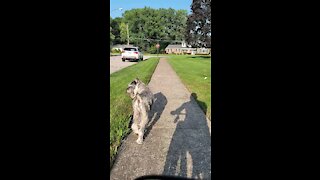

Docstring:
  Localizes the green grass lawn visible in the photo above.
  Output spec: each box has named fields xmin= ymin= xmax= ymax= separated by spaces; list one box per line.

xmin=110 ymin=53 xmax=121 ymax=56
xmin=143 ymin=53 xmax=171 ymax=56
xmin=110 ymin=57 xmax=159 ymax=167
xmin=167 ymin=55 xmax=211 ymax=120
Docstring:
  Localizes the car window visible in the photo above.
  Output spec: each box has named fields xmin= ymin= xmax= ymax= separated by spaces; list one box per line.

xmin=124 ymin=48 xmax=137 ymax=51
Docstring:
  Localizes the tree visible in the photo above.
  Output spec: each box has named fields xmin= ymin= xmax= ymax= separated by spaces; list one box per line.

xmin=186 ymin=0 xmax=211 ymax=48
xmin=110 ymin=27 xmax=115 ymax=45
xmin=110 ymin=17 xmax=115 ymax=49
xmin=109 ymin=7 xmax=188 ymax=52
xmin=110 ymin=17 xmax=123 ymax=45
xmin=119 ymin=22 xmax=128 ymax=44
xmin=121 ymin=7 xmax=188 ymax=52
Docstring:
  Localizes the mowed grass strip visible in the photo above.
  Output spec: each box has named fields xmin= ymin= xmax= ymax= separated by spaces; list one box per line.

xmin=167 ymin=55 xmax=211 ymax=120
xmin=110 ymin=57 xmax=159 ymax=167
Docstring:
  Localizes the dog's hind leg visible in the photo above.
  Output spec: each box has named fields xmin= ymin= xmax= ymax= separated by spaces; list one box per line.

xmin=136 ymin=110 xmax=148 ymax=144
xmin=132 ymin=109 xmax=140 ymax=135
xmin=131 ymin=123 xmax=139 ymax=135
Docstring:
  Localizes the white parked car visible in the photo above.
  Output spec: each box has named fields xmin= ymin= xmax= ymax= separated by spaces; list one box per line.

xmin=121 ymin=47 xmax=143 ymax=62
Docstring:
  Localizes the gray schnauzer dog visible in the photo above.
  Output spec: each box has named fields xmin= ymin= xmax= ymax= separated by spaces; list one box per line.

xmin=126 ymin=78 xmax=154 ymax=144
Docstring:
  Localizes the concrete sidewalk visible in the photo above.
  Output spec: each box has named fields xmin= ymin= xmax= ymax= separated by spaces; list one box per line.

xmin=110 ymin=58 xmax=211 ymax=180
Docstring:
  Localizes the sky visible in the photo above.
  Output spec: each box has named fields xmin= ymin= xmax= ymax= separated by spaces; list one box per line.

xmin=110 ymin=0 xmax=192 ymax=18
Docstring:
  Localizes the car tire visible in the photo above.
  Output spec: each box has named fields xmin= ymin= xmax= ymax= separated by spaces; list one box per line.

xmin=122 ymin=58 xmax=125 ymax=62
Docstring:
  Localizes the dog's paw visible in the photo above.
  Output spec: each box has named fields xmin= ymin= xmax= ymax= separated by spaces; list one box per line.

xmin=136 ymin=138 xmax=143 ymax=144
xmin=132 ymin=129 xmax=139 ymax=135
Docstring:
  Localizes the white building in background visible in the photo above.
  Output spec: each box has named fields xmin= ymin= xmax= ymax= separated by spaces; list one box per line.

xmin=165 ymin=40 xmax=211 ymax=55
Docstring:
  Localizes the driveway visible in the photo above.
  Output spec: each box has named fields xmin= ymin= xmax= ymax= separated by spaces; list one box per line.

xmin=110 ymin=55 xmax=162 ymax=74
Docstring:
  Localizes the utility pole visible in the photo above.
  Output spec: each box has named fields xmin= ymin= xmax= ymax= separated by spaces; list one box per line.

xmin=126 ymin=23 xmax=130 ymax=45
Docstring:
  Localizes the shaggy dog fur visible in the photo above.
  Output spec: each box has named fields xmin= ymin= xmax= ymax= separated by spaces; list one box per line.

xmin=126 ymin=78 xmax=154 ymax=144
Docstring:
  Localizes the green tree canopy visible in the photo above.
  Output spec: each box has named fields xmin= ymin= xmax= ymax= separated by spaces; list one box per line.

xmin=110 ymin=7 xmax=188 ymax=53
xmin=110 ymin=17 xmax=123 ymax=45
xmin=186 ymin=0 xmax=211 ymax=48
xmin=110 ymin=17 xmax=115 ymax=49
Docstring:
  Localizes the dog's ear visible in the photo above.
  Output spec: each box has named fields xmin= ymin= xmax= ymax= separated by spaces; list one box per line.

xmin=129 ymin=80 xmax=137 ymax=86
xmin=134 ymin=78 xmax=141 ymax=83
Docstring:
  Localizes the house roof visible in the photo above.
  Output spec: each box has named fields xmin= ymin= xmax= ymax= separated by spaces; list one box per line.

xmin=165 ymin=44 xmax=183 ymax=49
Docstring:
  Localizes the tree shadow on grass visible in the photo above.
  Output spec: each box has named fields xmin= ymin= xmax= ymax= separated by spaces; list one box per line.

xmin=188 ymin=56 xmax=211 ymax=59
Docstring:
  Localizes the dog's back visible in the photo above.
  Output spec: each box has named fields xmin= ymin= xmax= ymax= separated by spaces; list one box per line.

xmin=135 ymin=81 xmax=154 ymax=111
